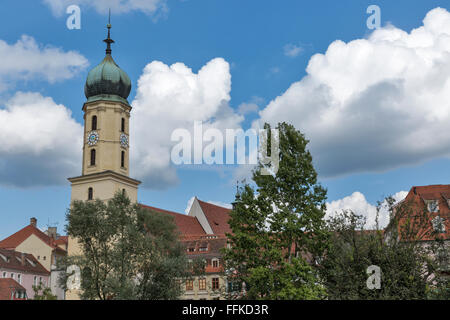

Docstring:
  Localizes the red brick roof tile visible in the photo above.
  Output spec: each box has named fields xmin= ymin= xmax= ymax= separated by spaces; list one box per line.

xmin=0 ymin=278 xmax=27 ymax=300
xmin=0 ymin=249 xmax=49 ymax=276
xmin=0 ymin=225 xmax=66 ymax=253
xmin=197 ymin=200 xmax=232 ymax=236
xmin=140 ymin=204 xmax=206 ymax=236
xmin=393 ymin=185 xmax=450 ymax=241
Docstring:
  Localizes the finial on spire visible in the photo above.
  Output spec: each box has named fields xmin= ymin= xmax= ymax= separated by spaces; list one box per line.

xmin=104 ymin=9 xmax=114 ymax=55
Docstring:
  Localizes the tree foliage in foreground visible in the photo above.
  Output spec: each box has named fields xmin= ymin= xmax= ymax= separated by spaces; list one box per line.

xmin=320 ymin=198 xmax=449 ymax=300
xmin=60 ymin=192 xmax=189 ymax=300
xmin=223 ymin=122 xmax=328 ymax=300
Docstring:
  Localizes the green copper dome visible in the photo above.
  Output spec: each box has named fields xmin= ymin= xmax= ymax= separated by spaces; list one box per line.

xmin=84 ymin=22 xmax=131 ymax=104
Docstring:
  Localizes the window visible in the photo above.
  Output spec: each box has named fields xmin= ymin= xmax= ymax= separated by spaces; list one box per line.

xmin=34 ymin=276 xmax=37 ymax=286
xmin=39 ymin=277 xmax=43 ymax=285
xmin=198 ymin=246 xmax=208 ymax=252
xmin=187 ymin=248 xmax=195 ymax=252
xmin=90 ymin=149 xmax=96 ymax=166
xmin=92 ymin=115 xmax=97 ymax=130
xmin=43 ymin=256 xmax=46 ymax=261
xmin=11 ymin=273 xmax=14 ymax=280
xmin=17 ymin=274 xmax=21 ymax=284
xmin=121 ymin=151 xmax=125 ymax=168
xmin=198 ymin=278 xmax=206 ymax=291
xmin=432 ymin=216 xmax=446 ymax=233
xmin=212 ymin=259 xmax=219 ymax=268
xmin=212 ymin=277 xmax=219 ymax=290
xmin=426 ymin=200 xmax=439 ymax=213
xmin=88 ymin=187 xmax=93 ymax=200
xmin=186 ymin=280 xmax=194 ymax=291
xmin=2 ymin=272 xmax=6 ymax=278
xmin=121 ymin=118 xmax=125 ymax=132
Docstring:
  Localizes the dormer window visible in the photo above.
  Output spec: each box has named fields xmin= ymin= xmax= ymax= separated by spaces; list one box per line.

xmin=199 ymin=246 xmax=208 ymax=252
xmin=426 ymin=200 xmax=439 ymax=213
xmin=432 ymin=216 xmax=446 ymax=234
xmin=212 ymin=259 xmax=219 ymax=268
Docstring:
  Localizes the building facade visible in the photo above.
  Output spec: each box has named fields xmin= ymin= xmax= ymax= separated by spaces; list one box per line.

xmin=0 ymin=249 xmax=50 ymax=299
xmin=0 ymin=218 xmax=66 ymax=299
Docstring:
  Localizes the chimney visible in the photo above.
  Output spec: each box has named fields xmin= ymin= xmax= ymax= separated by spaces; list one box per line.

xmin=47 ymin=227 xmax=57 ymax=240
xmin=30 ymin=217 xmax=37 ymax=227
xmin=20 ymin=252 xmax=25 ymax=266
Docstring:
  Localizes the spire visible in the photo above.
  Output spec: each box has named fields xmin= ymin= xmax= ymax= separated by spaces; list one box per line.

xmin=103 ymin=9 xmax=114 ymax=55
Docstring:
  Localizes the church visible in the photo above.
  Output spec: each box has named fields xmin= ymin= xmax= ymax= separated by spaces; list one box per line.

xmin=65 ymin=22 xmax=232 ymax=300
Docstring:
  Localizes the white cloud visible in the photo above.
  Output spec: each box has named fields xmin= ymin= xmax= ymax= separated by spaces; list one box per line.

xmin=326 ymin=190 xmax=408 ymax=229
xmin=238 ymin=102 xmax=259 ymax=115
xmin=43 ymin=0 xmax=167 ymax=17
xmin=0 ymin=92 xmax=82 ymax=187
xmin=130 ymin=58 xmax=243 ymax=189
xmin=256 ymin=7 xmax=450 ymax=178
xmin=0 ymin=35 xmax=88 ymax=89
xmin=283 ymin=43 xmax=303 ymax=57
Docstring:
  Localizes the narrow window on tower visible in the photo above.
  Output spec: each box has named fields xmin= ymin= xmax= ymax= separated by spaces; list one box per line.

xmin=90 ymin=149 xmax=96 ymax=166
xmin=88 ymin=187 xmax=93 ymax=200
xmin=121 ymin=118 xmax=125 ymax=132
xmin=92 ymin=115 xmax=97 ymax=130
xmin=121 ymin=151 xmax=125 ymax=168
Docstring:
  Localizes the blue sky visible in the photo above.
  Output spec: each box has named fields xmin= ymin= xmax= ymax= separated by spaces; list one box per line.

xmin=1 ymin=0 xmax=450 ymax=238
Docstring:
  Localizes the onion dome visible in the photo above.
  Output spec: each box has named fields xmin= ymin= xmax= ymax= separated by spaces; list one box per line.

xmin=84 ymin=19 xmax=131 ymax=104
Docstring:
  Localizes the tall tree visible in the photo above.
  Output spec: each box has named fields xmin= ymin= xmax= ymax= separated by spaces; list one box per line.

xmin=223 ymin=122 xmax=328 ymax=299
xmin=60 ymin=192 xmax=189 ymax=300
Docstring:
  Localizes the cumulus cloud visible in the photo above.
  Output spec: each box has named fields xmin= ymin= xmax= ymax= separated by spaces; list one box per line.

xmin=43 ymin=0 xmax=167 ymax=17
xmin=130 ymin=58 xmax=243 ymax=189
xmin=283 ymin=43 xmax=303 ymax=58
xmin=0 ymin=92 xmax=82 ymax=187
xmin=256 ymin=7 xmax=450 ymax=178
xmin=0 ymin=35 xmax=88 ymax=89
xmin=326 ymin=190 xmax=408 ymax=229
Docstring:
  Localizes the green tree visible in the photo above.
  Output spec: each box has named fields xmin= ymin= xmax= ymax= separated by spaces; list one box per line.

xmin=320 ymin=197 xmax=449 ymax=300
xmin=223 ymin=122 xmax=328 ymax=300
xmin=32 ymin=283 xmax=57 ymax=300
xmin=60 ymin=192 xmax=189 ymax=300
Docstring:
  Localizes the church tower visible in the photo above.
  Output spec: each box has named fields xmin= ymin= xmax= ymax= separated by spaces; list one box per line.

xmin=68 ymin=21 xmax=140 ymax=205
xmin=66 ymin=20 xmax=140 ymax=299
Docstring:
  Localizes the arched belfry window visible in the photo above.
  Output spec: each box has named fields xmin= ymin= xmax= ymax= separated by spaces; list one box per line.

xmin=88 ymin=187 xmax=93 ymax=200
xmin=121 ymin=151 xmax=125 ymax=168
xmin=121 ymin=118 xmax=125 ymax=132
xmin=90 ymin=149 xmax=96 ymax=166
xmin=92 ymin=116 xmax=97 ymax=130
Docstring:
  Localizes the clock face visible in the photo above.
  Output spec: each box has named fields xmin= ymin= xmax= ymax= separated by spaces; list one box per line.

xmin=120 ymin=133 xmax=129 ymax=148
xmin=87 ymin=131 xmax=99 ymax=146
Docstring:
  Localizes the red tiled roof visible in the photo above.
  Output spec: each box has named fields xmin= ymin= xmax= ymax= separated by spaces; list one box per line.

xmin=55 ymin=236 xmax=68 ymax=247
xmin=197 ymin=200 xmax=232 ymax=236
xmin=0 ymin=225 xmax=66 ymax=253
xmin=140 ymin=204 xmax=206 ymax=236
xmin=0 ymin=249 xmax=49 ymax=275
xmin=0 ymin=278 xmax=27 ymax=300
xmin=392 ymin=185 xmax=450 ymax=241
